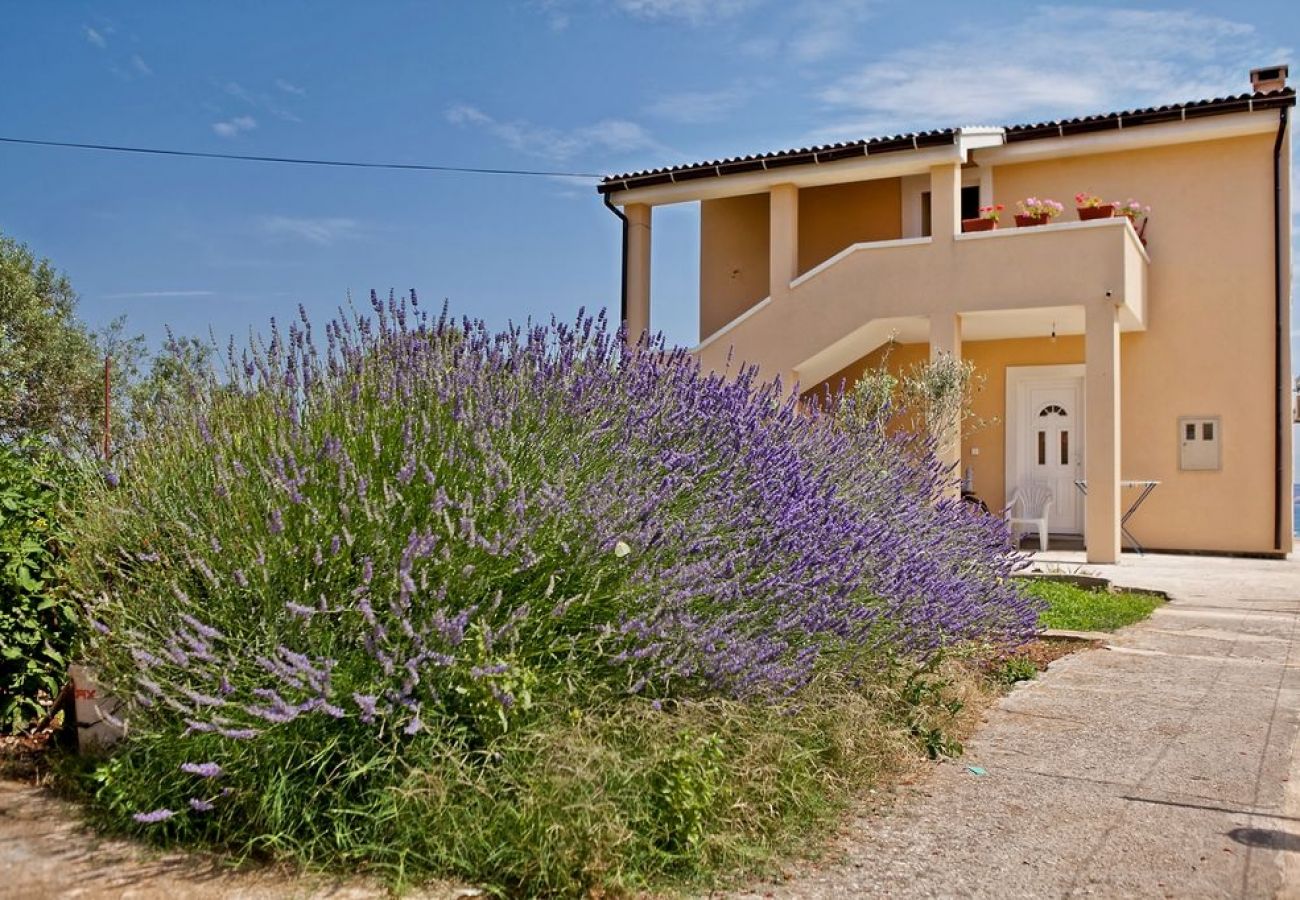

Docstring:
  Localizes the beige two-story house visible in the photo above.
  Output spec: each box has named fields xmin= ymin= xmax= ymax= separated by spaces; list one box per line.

xmin=599 ymin=66 xmax=1294 ymax=563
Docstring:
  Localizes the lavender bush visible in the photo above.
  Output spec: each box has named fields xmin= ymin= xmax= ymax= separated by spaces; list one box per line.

xmin=66 ymin=292 xmax=1035 ymax=892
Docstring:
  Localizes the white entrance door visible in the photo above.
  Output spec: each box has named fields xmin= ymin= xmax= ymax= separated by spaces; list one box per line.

xmin=1009 ymin=371 xmax=1085 ymax=534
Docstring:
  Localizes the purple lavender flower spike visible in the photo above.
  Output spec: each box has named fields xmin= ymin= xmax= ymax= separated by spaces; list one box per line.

xmin=217 ymin=727 xmax=260 ymax=740
xmin=133 ymin=808 xmax=174 ymax=824
xmin=180 ymin=761 xmax=223 ymax=779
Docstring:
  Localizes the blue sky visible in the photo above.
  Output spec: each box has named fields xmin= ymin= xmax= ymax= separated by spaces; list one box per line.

xmin=1 ymin=2 xmax=1298 ymax=421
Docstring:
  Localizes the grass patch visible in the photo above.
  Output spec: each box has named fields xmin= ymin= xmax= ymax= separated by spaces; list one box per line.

xmin=1021 ymin=579 xmax=1163 ymax=632
xmin=62 ymin=659 xmax=992 ymax=898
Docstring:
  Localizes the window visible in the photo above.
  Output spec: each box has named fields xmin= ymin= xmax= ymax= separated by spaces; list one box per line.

xmin=1037 ymin=430 xmax=1046 ymax=465
xmin=1039 ymin=404 xmax=1067 ymax=417
xmin=960 ymin=186 xmax=980 ymax=221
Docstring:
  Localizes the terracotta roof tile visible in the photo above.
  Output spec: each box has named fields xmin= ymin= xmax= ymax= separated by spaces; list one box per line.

xmin=598 ymin=88 xmax=1295 ymax=195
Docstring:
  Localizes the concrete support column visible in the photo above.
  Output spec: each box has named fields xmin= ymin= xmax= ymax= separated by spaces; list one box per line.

xmin=929 ymin=312 xmax=963 ymax=498
xmin=978 ymin=167 xmax=995 ymax=210
xmin=1085 ymin=300 xmax=1122 ymax=564
xmin=769 ymin=183 xmax=799 ymax=298
xmin=625 ymin=202 xmax=652 ymax=346
xmin=929 ymin=163 xmax=962 ymax=242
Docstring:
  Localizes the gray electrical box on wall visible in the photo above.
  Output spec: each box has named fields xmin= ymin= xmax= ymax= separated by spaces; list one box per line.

xmin=1179 ymin=416 xmax=1221 ymax=471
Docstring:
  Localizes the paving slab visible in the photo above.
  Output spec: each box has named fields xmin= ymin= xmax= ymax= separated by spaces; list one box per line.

xmin=730 ymin=552 xmax=1300 ymax=899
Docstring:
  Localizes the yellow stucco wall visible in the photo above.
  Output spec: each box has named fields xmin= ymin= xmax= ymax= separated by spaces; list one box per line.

xmin=797 ymin=180 xmax=902 ymax=275
xmin=819 ymin=326 xmax=1281 ymax=553
xmin=699 ymin=180 xmax=903 ymax=339
xmin=699 ymin=193 xmax=769 ymax=339
xmin=990 ymin=133 xmax=1281 ymax=553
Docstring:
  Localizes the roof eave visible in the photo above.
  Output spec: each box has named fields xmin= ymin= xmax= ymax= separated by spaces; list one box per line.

xmin=597 ymin=88 xmax=1297 ymax=201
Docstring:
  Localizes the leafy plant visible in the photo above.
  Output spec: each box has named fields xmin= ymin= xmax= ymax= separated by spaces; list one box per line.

xmin=653 ymin=729 xmax=725 ymax=854
xmin=837 ymin=345 xmax=989 ymax=459
xmin=991 ymin=655 xmax=1038 ymax=686
xmin=1015 ymin=197 xmax=1065 ymax=219
xmin=1114 ymin=198 xmax=1150 ymax=222
xmin=893 ymin=656 xmax=966 ymax=760
xmin=0 ymin=440 xmax=83 ymax=731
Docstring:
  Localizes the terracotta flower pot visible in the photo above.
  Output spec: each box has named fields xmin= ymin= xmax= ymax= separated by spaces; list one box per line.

xmin=1077 ymin=204 xmax=1116 ymax=220
xmin=962 ymin=217 xmax=997 ymax=233
xmin=1015 ymin=213 xmax=1050 ymax=227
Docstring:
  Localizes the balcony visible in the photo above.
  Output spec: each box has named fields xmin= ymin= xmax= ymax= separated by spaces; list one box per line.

xmin=694 ymin=216 xmax=1149 ymax=388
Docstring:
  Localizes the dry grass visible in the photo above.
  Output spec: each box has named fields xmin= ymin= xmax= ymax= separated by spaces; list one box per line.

xmin=42 ymin=649 xmax=1075 ymax=899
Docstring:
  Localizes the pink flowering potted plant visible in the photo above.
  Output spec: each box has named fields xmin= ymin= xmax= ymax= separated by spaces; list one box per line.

xmin=1014 ymin=197 xmax=1064 ymax=227
xmin=962 ymin=203 xmax=1004 ymax=233
xmin=1075 ymin=192 xmax=1115 ymax=220
xmin=1115 ymin=198 xmax=1151 ymax=244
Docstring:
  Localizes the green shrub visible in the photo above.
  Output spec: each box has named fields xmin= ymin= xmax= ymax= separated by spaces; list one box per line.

xmin=0 ymin=440 xmax=83 ymax=731
xmin=991 ymin=655 xmax=1039 ymax=686
xmin=63 ymin=301 xmax=1031 ymax=895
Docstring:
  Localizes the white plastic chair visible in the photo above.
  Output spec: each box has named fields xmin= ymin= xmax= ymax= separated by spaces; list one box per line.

xmin=1006 ymin=484 xmax=1054 ymax=552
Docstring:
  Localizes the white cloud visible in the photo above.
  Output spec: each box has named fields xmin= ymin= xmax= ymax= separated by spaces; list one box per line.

xmin=727 ymin=1 xmax=877 ymax=63
xmin=613 ymin=0 xmax=758 ymax=24
xmin=130 ymin=54 xmax=152 ymax=76
xmin=101 ymin=290 xmax=215 ymax=299
xmin=224 ymin=81 xmax=256 ymax=104
xmin=212 ymin=115 xmax=257 ymax=138
xmin=646 ymin=85 xmax=751 ymax=124
xmin=531 ymin=0 xmax=760 ymax=28
xmin=529 ymin=0 xmax=572 ymax=31
xmin=816 ymin=6 xmax=1291 ymax=136
xmin=445 ymin=104 xmax=665 ymax=163
xmin=83 ymin=25 xmax=107 ymax=48
xmin=221 ymin=80 xmax=302 ymax=123
xmin=445 ymin=104 xmax=494 ymax=128
xmin=786 ymin=0 xmax=875 ymax=63
xmin=274 ymin=78 xmax=306 ymax=96
xmin=257 ymin=216 xmax=363 ymax=246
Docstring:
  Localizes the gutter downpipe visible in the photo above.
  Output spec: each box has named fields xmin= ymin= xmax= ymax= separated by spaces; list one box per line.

xmin=603 ymin=191 xmax=629 ymax=328
xmin=1273 ymin=104 xmax=1289 ymax=552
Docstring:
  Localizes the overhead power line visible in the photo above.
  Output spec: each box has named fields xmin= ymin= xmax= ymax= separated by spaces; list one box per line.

xmin=0 ymin=135 xmax=603 ymax=180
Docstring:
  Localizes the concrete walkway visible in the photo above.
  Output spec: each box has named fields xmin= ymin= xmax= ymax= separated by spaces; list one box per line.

xmin=734 ymin=552 xmax=1300 ymax=899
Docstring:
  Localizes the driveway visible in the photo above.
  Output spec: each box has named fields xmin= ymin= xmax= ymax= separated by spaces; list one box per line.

xmin=732 ymin=552 xmax=1300 ymax=899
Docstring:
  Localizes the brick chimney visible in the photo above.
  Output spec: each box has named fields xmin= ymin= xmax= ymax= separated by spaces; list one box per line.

xmin=1250 ymin=65 xmax=1289 ymax=93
